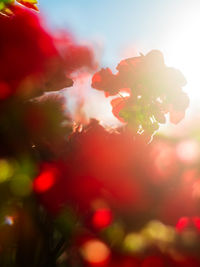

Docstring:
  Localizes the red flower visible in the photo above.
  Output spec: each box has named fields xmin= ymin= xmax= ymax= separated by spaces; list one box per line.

xmin=91 ymin=50 xmax=189 ymax=138
xmin=111 ymin=96 xmax=130 ymax=122
xmin=34 ymin=121 xmax=150 ymax=215
xmin=0 ymin=7 xmax=72 ymax=99
xmin=92 ymin=68 xmax=122 ymax=96
xmin=54 ymin=33 xmax=97 ymax=76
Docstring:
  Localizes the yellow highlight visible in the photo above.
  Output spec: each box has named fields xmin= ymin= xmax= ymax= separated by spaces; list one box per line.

xmin=0 ymin=159 xmax=13 ymax=183
xmin=0 ymin=3 xmax=5 ymax=10
xmin=142 ymin=220 xmax=175 ymax=243
xmin=123 ymin=233 xmax=146 ymax=253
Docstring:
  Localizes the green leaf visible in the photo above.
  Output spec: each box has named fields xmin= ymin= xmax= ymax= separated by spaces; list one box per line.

xmin=0 ymin=0 xmax=39 ymax=16
xmin=16 ymin=0 xmax=39 ymax=11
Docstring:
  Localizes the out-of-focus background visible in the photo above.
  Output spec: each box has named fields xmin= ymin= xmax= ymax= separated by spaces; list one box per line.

xmin=1 ymin=2 xmax=200 ymax=265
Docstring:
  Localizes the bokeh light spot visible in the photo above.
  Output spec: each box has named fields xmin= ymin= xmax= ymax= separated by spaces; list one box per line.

xmin=33 ymin=170 xmax=56 ymax=193
xmin=176 ymin=217 xmax=189 ymax=232
xmin=176 ymin=140 xmax=199 ymax=163
xmin=123 ymin=233 xmax=146 ymax=253
xmin=192 ymin=216 xmax=200 ymax=231
xmin=4 ymin=216 xmax=14 ymax=226
xmin=0 ymin=159 xmax=13 ymax=183
xmin=80 ymin=239 xmax=110 ymax=265
xmin=143 ymin=220 xmax=175 ymax=242
xmin=92 ymin=208 xmax=113 ymax=229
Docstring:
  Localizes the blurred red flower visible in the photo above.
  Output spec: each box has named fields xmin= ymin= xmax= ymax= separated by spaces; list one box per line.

xmin=34 ymin=120 xmax=150 ymax=215
xmin=0 ymin=7 xmax=59 ymax=98
xmin=91 ymin=50 xmax=189 ymax=139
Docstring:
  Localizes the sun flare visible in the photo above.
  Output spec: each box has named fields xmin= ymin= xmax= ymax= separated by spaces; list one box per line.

xmin=162 ymin=5 xmax=200 ymax=108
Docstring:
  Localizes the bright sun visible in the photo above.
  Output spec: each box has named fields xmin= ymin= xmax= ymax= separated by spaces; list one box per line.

xmin=162 ymin=5 xmax=200 ymax=110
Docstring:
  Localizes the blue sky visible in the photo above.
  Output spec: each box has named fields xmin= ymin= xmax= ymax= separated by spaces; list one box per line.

xmin=38 ymin=1 xmax=200 ymax=131
xmin=39 ymin=0 xmax=193 ymax=66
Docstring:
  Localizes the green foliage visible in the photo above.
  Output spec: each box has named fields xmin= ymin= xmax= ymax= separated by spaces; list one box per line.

xmin=0 ymin=0 xmax=38 ymax=16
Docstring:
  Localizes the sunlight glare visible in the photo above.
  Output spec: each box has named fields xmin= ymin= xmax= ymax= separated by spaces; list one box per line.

xmin=162 ymin=5 xmax=200 ymax=107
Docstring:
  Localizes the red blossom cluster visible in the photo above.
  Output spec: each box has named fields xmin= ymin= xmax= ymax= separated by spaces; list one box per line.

xmin=54 ymin=34 xmax=97 ymax=77
xmin=92 ymin=50 xmax=189 ymax=140
xmin=34 ymin=120 xmax=200 ymax=223
xmin=33 ymin=120 xmax=200 ymax=266
xmin=0 ymin=7 xmax=97 ymax=101
xmin=34 ymin=120 xmax=148 ymax=215
xmin=0 ymin=6 xmax=97 ymax=158
xmin=0 ymin=7 xmax=70 ymax=99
